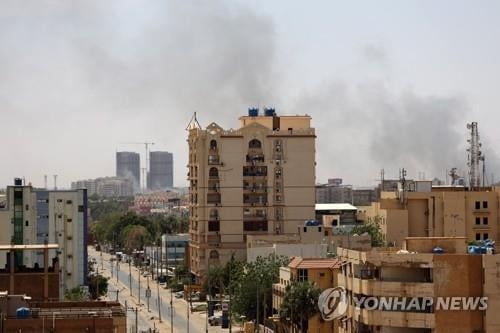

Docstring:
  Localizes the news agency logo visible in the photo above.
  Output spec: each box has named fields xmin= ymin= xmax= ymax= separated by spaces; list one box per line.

xmin=318 ymin=286 xmax=348 ymax=321
xmin=352 ymin=296 xmax=488 ymax=311
xmin=318 ymin=289 xmax=489 ymax=321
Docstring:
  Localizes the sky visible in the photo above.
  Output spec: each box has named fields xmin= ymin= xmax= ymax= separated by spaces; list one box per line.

xmin=1 ymin=0 xmax=500 ymax=188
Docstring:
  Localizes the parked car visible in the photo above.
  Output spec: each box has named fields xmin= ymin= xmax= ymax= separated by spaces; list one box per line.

xmin=208 ymin=315 xmax=222 ymax=326
xmin=174 ymin=291 xmax=184 ymax=299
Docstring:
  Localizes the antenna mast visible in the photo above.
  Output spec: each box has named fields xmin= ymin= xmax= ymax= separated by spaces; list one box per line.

xmin=466 ymin=122 xmax=484 ymax=190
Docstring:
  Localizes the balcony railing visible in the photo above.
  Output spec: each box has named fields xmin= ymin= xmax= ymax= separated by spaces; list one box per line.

xmin=208 ymin=155 xmax=220 ymax=165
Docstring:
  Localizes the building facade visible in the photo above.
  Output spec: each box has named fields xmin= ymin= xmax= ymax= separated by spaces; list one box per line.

xmin=187 ymin=109 xmax=316 ymax=282
xmin=148 ymin=151 xmax=174 ymax=190
xmin=362 ymin=184 xmax=500 ymax=246
xmin=272 ymin=257 xmax=342 ymax=333
xmin=337 ymin=237 xmax=500 ymax=333
xmin=0 ymin=180 xmax=88 ymax=297
xmin=116 ymin=151 xmax=141 ymax=192
xmin=72 ymin=176 xmax=134 ymax=198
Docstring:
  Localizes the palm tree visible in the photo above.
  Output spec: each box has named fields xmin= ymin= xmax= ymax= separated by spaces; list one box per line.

xmin=279 ymin=280 xmax=321 ymax=332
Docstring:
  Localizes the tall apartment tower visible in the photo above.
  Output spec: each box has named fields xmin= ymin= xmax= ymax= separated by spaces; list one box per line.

xmin=187 ymin=109 xmax=316 ymax=282
xmin=148 ymin=151 xmax=174 ymax=190
xmin=116 ymin=151 xmax=141 ymax=193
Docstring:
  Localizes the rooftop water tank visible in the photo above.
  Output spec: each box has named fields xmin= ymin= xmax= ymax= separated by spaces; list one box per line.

xmin=16 ymin=307 xmax=32 ymax=319
xmin=14 ymin=178 xmax=23 ymax=186
xmin=248 ymin=108 xmax=259 ymax=117
xmin=264 ymin=108 xmax=276 ymax=117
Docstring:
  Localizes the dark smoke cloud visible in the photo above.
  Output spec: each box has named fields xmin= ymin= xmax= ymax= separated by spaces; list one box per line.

xmin=0 ymin=1 xmax=498 ymax=187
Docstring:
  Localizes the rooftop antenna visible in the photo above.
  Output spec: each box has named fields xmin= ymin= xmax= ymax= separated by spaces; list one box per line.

xmin=449 ymin=168 xmax=460 ymax=186
xmin=53 ymin=175 xmax=58 ymax=191
xmin=466 ymin=122 xmax=483 ymax=190
xmin=44 ymin=175 xmax=48 ymax=189
xmin=185 ymin=112 xmax=201 ymax=130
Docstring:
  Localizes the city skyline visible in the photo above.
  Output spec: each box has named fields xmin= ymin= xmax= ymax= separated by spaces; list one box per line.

xmin=2 ymin=0 xmax=500 ymax=189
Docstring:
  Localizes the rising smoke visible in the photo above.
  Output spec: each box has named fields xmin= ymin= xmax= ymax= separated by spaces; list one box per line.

xmin=0 ymin=1 xmax=498 ymax=187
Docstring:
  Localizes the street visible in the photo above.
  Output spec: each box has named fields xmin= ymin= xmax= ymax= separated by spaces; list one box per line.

xmin=88 ymin=247 xmax=235 ymax=333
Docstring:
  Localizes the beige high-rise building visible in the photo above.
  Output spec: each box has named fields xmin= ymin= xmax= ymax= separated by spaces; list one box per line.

xmin=187 ymin=109 xmax=316 ymax=282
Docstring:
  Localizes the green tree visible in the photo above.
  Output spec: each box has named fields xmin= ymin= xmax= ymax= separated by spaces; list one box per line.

xmin=121 ymin=224 xmax=151 ymax=252
xmin=351 ymin=216 xmax=385 ymax=247
xmin=65 ymin=287 xmax=87 ymax=301
xmin=279 ymin=280 xmax=321 ymax=332
xmin=231 ymin=254 xmax=289 ymax=323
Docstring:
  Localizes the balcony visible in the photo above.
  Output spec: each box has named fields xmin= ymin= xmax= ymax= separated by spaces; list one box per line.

xmin=243 ymin=220 xmax=268 ymax=232
xmin=339 ymin=275 xmax=434 ymax=298
xmin=243 ymin=166 xmax=267 ymax=177
xmin=246 ymin=153 xmax=265 ymax=164
xmin=243 ymin=214 xmax=268 ymax=221
xmin=243 ymin=194 xmax=268 ymax=206
xmin=208 ymin=155 xmax=221 ymax=165
xmin=243 ymin=184 xmax=267 ymax=193
xmin=350 ymin=308 xmax=435 ymax=329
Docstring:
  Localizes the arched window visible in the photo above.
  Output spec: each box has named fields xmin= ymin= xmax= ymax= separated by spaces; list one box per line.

xmin=210 ymin=140 xmax=217 ymax=150
xmin=209 ymin=167 xmax=219 ymax=178
xmin=209 ymin=250 xmax=219 ymax=259
xmin=248 ymin=139 xmax=262 ymax=149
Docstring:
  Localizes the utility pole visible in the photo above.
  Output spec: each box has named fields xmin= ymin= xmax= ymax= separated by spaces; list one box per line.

xmin=129 ymin=260 xmax=132 ymax=296
xmin=138 ymin=264 xmax=141 ymax=304
xmin=147 ymin=275 xmax=151 ymax=312
xmin=96 ymin=267 xmax=99 ymax=299
xmin=135 ymin=307 xmax=138 ymax=333
xmin=116 ymin=258 xmax=119 ymax=284
xmin=157 ymin=274 xmax=162 ymax=322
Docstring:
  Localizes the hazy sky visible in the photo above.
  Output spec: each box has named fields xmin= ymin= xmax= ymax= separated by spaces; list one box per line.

xmin=2 ymin=0 xmax=500 ymax=188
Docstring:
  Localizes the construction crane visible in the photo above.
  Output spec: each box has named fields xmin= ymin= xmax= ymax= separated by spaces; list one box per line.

xmin=119 ymin=142 xmax=155 ymax=192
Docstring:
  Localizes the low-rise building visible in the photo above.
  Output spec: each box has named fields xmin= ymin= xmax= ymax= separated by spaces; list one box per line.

xmin=316 ymin=203 xmax=358 ymax=226
xmin=272 ymin=257 xmax=342 ymax=333
xmin=71 ymin=177 xmax=134 ymax=198
xmin=337 ymin=237 xmax=500 ymax=333
xmin=361 ymin=184 xmax=500 ymax=246
xmin=0 ymin=294 xmax=126 ymax=333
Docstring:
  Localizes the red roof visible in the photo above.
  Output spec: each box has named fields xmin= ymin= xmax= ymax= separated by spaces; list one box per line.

xmin=288 ymin=257 xmax=342 ymax=269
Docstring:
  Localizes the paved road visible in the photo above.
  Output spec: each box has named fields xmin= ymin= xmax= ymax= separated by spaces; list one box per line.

xmin=89 ymin=247 xmax=221 ymax=333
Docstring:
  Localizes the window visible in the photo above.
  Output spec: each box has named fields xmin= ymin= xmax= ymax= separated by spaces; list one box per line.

xmin=303 ymin=227 xmax=307 ymax=232
xmin=483 ymin=217 xmax=489 ymax=225
xmin=25 ymin=221 xmax=29 ymax=227
xmin=208 ymin=220 xmax=220 ymax=232
xmin=475 ymin=217 xmax=481 ymax=225
xmin=298 ymin=269 xmax=308 ymax=282
xmin=209 ymin=140 xmax=217 ymax=150
xmin=67 ymin=218 xmax=72 ymax=222
xmin=209 ymin=250 xmax=219 ymax=259
xmin=78 ymin=205 xmax=84 ymax=212
xmin=483 ymin=233 xmax=489 ymax=240
xmin=209 ymin=167 xmax=219 ymax=178
xmin=483 ymin=201 xmax=488 ymax=209
xmin=475 ymin=201 xmax=481 ymax=209
xmin=248 ymin=139 xmax=262 ymax=149
xmin=66 ymin=200 xmax=72 ymax=204
xmin=319 ymin=272 xmax=325 ymax=277
xmin=57 ymin=199 xmax=63 ymax=203
xmin=476 ymin=233 xmax=481 ymax=241
xmin=25 ymin=204 xmax=29 ymax=211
